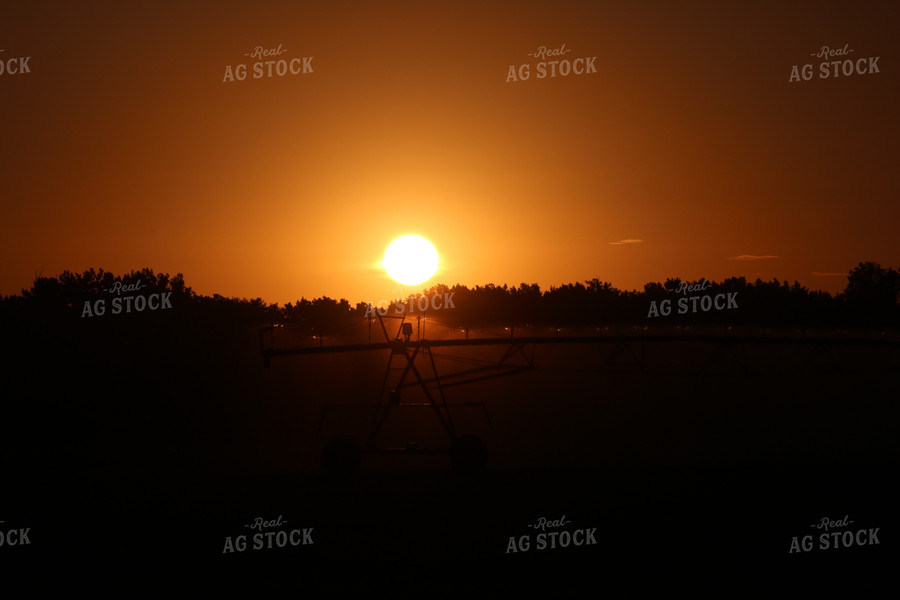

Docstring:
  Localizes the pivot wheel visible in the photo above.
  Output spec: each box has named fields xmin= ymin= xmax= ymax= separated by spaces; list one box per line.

xmin=450 ymin=434 xmax=488 ymax=476
xmin=322 ymin=435 xmax=361 ymax=475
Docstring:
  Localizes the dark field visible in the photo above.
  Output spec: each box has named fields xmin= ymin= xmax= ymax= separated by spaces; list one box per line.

xmin=3 ymin=320 xmax=898 ymax=590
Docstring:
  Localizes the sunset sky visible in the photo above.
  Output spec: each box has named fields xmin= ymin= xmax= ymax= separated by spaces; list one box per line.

xmin=2 ymin=0 xmax=897 ymax=305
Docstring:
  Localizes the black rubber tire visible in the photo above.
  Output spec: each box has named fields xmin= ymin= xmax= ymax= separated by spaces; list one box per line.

xmin=322 ymin=435 xmax=361 ymax=475
xmin=449 ymin=434 xmax=488 ymax=476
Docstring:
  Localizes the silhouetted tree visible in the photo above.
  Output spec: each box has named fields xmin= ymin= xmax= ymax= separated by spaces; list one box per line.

xmin=842 ymin=261 xmax=900 ymax=326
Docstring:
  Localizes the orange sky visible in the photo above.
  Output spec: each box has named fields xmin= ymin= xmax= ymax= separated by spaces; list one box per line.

xmin=2 ymin=0 xmax=898 ymax=305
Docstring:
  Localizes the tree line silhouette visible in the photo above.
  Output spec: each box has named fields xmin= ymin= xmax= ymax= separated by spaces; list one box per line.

xmin=2 ymin=263 xmax=897 ymax=495
xmin=2 ymin=262 xmax=898 ymax=338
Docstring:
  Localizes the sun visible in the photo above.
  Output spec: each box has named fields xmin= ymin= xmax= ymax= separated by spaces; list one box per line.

xmin=383 ymin=235 xmax=439 ymax=285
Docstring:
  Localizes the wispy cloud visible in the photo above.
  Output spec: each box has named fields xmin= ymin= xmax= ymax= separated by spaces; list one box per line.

xmin=811 ymin=271 xmax=846 ymax=277
xmin=728 ymin=254 xmax=778 ymax=261
xmin=609 ymin=239 xmax=643 ymax=245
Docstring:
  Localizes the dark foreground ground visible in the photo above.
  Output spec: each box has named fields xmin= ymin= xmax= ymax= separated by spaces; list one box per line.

xmin=2 ymin=321 xmax=897 ymax=591
xmin=3 ymin=463 xmax=897 ymax=592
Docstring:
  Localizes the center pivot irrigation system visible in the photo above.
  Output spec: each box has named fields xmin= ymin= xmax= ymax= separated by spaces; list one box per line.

xmin=259 ymin=310 xmax=541 ymax=475
xmin=260 ymin=309 xmax=900 ymax=476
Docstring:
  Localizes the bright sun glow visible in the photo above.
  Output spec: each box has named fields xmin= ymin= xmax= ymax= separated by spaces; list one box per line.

xmin=383 ymin=235 xmax=439 ymax=285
